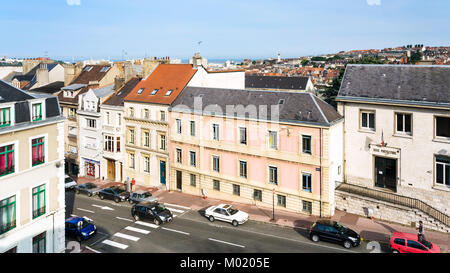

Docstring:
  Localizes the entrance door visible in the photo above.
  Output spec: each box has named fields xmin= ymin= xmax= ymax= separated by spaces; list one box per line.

xmin=107 ymin=160 xmax=116 ymax=181
xmin=160 ymin=161 xmax=166 ymax=185
xmin=375 ymin=157 xmax=397 ymax=191
xmin=176 ymin=171 xmax=182 ymax=190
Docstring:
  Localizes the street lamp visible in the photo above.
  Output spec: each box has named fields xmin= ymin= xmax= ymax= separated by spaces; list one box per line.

xmin=272 ymin=188 xmax=275 ymax=221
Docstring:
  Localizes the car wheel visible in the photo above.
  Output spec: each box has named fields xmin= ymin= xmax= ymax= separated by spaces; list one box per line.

xmin=99 ymin=194 xmax=104 ymax=200
xmin=392 ymin=249 xmax=399 ymax=253
xmin=75 ymin=189 xmax=80 ymax=194
xmin=87 ymin=192 xmax=93 ymax=197
xmin=133 ymin=214 xmax=139 ymax=221
xmin=311 ymin=234 xmax=319 ymax=242
xmin=232 ymin=220 xmax=238 ymax=227
xmin=114 ymin=197 xmax=120 ymax=203
xmin=209 ymin=216 xmax=215 ymax=222
xmin=154 ymin=218 xmax=161 ymax=225
xmin=343 ymin=240 xmax=352 ymax=249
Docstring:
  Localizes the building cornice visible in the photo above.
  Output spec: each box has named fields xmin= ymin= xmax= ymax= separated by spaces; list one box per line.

xmin=336 ymin=96 xmax=450 ymax=110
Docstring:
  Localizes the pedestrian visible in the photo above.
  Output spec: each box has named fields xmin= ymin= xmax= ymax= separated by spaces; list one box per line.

xmin=418 ymin=220 xmax=425 ymax=241
xmin=131 ymin=178 xmax=136 ymax=192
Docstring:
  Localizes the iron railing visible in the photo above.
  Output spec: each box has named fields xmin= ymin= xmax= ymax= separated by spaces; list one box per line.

xmin=336 ymin=182 xmax=450 ymax=227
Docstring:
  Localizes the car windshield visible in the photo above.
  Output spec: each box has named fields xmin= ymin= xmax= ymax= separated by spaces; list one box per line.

xmin=333 ymin=222 xmax=348 ymax=232
xmin=86 ymin=183 xmax=96 ymax=189
xmin=228 ymin=208 xmax=239 ymax=215
xmin=142 ymin=192 xmax=152 ymax=198
xmin=419 ymin=238 xmax=432 ymax=249
xmin=65 ymin=177 xmax=73 ymax=183
xmin=78 ymin=219 xmax=91 ymax=229
xmin=151 ymin=205 xmax=166 ymax=214
xmin=112 ymin=187 xmax=125 ymax=193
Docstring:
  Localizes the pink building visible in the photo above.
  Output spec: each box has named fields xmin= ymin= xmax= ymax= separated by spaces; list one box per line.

xmin=169 ymin=87 xmax=343 ymax=217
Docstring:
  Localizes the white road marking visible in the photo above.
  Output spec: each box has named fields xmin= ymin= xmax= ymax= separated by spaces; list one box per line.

xmin=125 ymin=226 xmax=150 ymax=234
xmin=70 ymin=214 xmax=78 ymax=217
xmin=161 ymin=227 xmax=190 ymax=235
xmin=116 ymin=217 xmax=133 ymax=222
xmin=166 ymin=207 xmax=184 ymax=213
xmin=102 ymin=240 xmax=128 ymax=249
xmin=208 ymin=238 xmax=245 ymax=248
xmin=77 ymin=208 xmax=95 ymax=213
xmin=135 ymin=221 xmax=160 ymax=229
xmin=114 ymin=233 xmax=140 ymax=242
xmin=85 ymin=246 xmax=102 ymax=253
xmin=163 ymin=203 xmax=191 ymax=210
xmin=92 ymin=204 xmax=114 ymax=211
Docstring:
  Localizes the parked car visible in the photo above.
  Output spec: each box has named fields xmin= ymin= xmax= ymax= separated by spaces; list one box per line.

xmin=128 ymin=190 xmax=158 ymax=204
xmin=204 ymin=204 xmax=249 ymax=227
xmin=390 ymin=232 xmax=440 ymax=253
xmin=74 ymin=182 xmax=101 ymax=197
xmin=131 ymin=202 xmax=173 ymax=225
xmin=309 ymin=220 xmax=361 ymax=249
xmin=64 ymin=175 xmax=77 ymax=190
xmin=65 ymin=216 xmax=97 ymax=241
xmin=98 ymin=186 xmax=130 ymax=203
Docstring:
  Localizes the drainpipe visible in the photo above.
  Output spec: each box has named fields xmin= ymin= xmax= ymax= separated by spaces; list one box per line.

xmin=319 ymin=128 xmax=322 ymax=218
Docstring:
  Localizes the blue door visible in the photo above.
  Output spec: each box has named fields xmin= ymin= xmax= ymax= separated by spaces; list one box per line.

xmin=160 ymin=161 xmax=166 ymax=185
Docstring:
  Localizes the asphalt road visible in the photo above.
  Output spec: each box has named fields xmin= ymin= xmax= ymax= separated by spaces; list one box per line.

xmin=65 ymin=190 xmax=390 ymax=253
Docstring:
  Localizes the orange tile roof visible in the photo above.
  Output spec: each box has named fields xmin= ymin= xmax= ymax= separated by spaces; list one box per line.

xmin=124 ymin=64 xmax=196 ymax=105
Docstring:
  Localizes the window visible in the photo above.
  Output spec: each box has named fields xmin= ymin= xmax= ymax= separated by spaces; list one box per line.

xmin=361 ymin=111 xmax=375 ymax=130
xmin=0 ymin=108 xmax=11 ymax=127
xmin=176 ymin=119 xmax=182 ymax=134
xmin=32 ymin=103 xmax=43 ymax=121
xmin=86 ymin=119 xmax=96 ymax=128
xmin=31 ymin=137 xmax=45 ymax=166
xmin=116 ymin=137 xmax=121 ymax=152
xmin=84 ymin=66 xmax=93 ymax=72
xmin=69 ymin=108 xmax=76 ymax=119
xmin=137 ymin=88 xmax=144 ymax=95
xmin=0 ymin=196 xmax=16 ymax=235
xmin=240 ymin=127 xmax=247 ymax=145
xmin=269 ymin=166 xmax=278 ymax=185
xmin=233 ymin=184 xmax=240 ymax=196
xmin=32 ymin=185 xmax=46 ymax=219
xmin=254 ymin=189 xmax=262 ymax=201
xmin=269 ymin=131 xmax=277 ymax=149
xmin=106 ymin=112 xmax=110 ymax=125
xmin=151 ymin=89 xmax=158 ymax=95
xmin=165 ymin=90 xmax=173 ymax=96
xmin=396 ymin=113 xmax=412 ymax=134
xmin=277 ymin=195 xmax=286 ymax=207
xmin=407 ymin=240 xmax=427 ymax=251
xmin=302 ymin=173 xmax=312 ymax=192
xmin=213 ymin=124 xmax=220 ymax=140
xmin=436 ymin=156 xmax=450 ymax=187
xmin=302 ymin=135 xmax=311 ymax=154
xmin=213 ymin=180 xmax=220 ymax=191
xmin=190 ymin=174 xmax=196 ymax=187
xmin=144 ymin=156 xmax=150 ymax=173
xmin=129 ymin=129 xmax=135 ymax=144
xmin=435 ymin=116 xmax=450 ymax=138
xmin=394 ymin=238 xmax=405 ymax=246
xmin=239 ymin=161 xmax=247 ymax=178
xmin=104 ymin=135 xmax=114 ymax=152
xmin=213 ymin=156 xmax=220 ymax=172
xmin=33 ymin=232 xmax=46 ymax=253
xmin=129 ymin=107 xmax=135 ymax=118
xmin=118 ymin=113 xmax=122 ymax=126
xmin=302 ymin=200 xmax=312 ymax=214
xmin=190 ymin=151 xmax=196 ymax=167
xmin=0 ymin=144 xmax=14 ymax=177
xmin=143 ymin=131 xmax=150 ymax=147
xmin=176 ymin=149 xmax=182 ymax=164
xmin=100 ymin=67 xmax=110 ymax=73
xmin=160 ymin=111 xmax=166 ymax=121
xmin=129 ymin=153 xmax=135 ymax=169
xmin=144 ymin=109 xmax=150 ymax=119
xmin=190 ymin=121 xmax=195 ymax=136
xmin=160 ymin=135 xmax=166 ymax=150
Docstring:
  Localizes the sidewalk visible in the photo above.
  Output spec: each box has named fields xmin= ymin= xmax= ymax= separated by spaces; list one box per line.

xmin=74 ymin=176 xmax=450 ymax=252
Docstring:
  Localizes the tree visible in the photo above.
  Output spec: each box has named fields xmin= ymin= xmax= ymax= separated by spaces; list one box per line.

xmin=408 ymin=50 xmax=423 ymax=64
xmin=301 ymin=59 xmax=309 ymax=66
xmin=320 ymin=56 xmax=387 ymax=108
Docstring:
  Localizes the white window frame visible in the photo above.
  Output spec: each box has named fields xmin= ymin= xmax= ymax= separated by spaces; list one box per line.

xmin=360 ymin=110 xmax=375 ymax=131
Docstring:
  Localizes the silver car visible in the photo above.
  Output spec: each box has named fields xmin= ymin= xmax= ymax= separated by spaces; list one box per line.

xmin=128 ymin=190 xmax=157 ymax=204
xmin=74 ymin=182 xmax=101 ymax=197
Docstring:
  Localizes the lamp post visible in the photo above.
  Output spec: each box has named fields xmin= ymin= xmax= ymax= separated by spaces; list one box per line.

xmin=272 ymin=188 xmax=275 ymax=221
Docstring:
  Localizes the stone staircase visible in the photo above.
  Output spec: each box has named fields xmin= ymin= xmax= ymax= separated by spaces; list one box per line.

xmin=413 ymin=209 xmax=450 ymax=233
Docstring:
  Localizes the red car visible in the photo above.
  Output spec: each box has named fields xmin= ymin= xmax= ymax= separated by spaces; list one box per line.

xmin=390 ymin=232 xmax=440 ymax=253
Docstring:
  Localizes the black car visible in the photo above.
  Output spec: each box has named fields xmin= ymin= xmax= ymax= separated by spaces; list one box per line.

xmin=98 ymin=186 xmax=130 ymax=203
xmin=309 ymin=220 xmax=361 ymax=249
xmin=74 ymin=182 xmax=101 ymax=197
xmin=131 ymin=202 xmax=173 ymax=225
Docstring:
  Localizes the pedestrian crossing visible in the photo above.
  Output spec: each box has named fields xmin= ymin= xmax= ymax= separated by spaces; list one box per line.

xmin=97 ymin=205 xmax=187 ymax=251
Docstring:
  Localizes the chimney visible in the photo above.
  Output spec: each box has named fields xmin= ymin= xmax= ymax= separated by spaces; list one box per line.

xmin=114 ymin=77 xmax=125 ymax=91
xmin=36 ymin=63 xmax=50 ymax=88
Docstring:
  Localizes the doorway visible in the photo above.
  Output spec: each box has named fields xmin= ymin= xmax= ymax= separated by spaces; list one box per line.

xmin=160 ymin=161 xmax=166 ymax=185
xmin=176 ymin=170 xmax=182 ymax=190
xmin=374 ymin=156 xmax=397 ymax=191
xmin=107 ymin=160 xmax=116 ymax=181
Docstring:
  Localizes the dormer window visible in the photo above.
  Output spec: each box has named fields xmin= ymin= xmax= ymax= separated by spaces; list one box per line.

xmin=100 ymin=67 xmax=110 ymax=73
xmin=151 ymin=89 xmax=158 ymax=95
xmin=84 ymin=66 xmax=93 ymax=72
xmin=0 ymin=108 xmax=11 ymax=128
xmin=32 ymin=103 xmax=43 ymax=121
xmin=137 ymin=88 xmax=145 ymax=95
xmin=165 ymin=90 xmax=173 ymax=96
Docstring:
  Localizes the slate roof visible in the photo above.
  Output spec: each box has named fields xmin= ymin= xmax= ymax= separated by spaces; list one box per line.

xmin=0 ymin=79 xmax=34 ymax=102
xmin=245 ymin=75 xmax=310 ymax=90
xmin=337 ymin=64 xmax=450 ymax=106
xmin=103 ymin=77 xmax=141 ymax=107
xmin=30 ymin=81 xmax=65 ymax=94
xmin=92 ymin=84 xmax=115 ymax=98
xmin=124 ymin=64 xmax=197 ymax=105
xmin=170 ymin=86 xmax=342 ymax=126
xmin=70 ymin=64 xmax=112 ymax=85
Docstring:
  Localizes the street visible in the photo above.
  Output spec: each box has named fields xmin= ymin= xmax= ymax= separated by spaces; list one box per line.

xmin=65 ymin=190 xmax=390 ymax=253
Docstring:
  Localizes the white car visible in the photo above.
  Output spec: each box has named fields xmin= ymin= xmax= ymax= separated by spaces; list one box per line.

xmin=64 ymin=175 xmax=77 ymax=190
xmin=204 ymin=204 xmax=249 ymax=226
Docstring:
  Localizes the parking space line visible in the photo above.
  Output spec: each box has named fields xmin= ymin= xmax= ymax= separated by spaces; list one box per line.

xmin=208 ymin=238 xmax=245 ymax=248
xmin=163 ymin=203 xmax=191 ymax=210
xmin=102 ymin=240 xmax=128 ymax=250
xmin=165 ymin=207 xmax=185 ymax=213
xmin=135 ymin=221 xmax=160 ymax=229
xmin=114 ymin=233 xmax=140 ymax=242
xmin=125 ymin=226 xmax=150 ymax=234
xmin=161 ymin=227 xmax=190 ymax=236
xmin=77 ymin=208 xmax=95 ymax=213
xmin=116 ymin=217 xmax=133 ymax=222
xmin=85 ymin=246 xmax=102 ymax=253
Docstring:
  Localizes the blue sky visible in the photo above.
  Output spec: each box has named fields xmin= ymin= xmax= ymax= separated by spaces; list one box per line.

xmin=1 ymin=0 xmax=449 ymax=60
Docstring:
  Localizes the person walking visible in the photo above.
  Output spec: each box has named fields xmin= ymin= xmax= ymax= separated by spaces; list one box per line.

xmin=131 ymin=178 xmax=136 ymax=192
xmin=418 ymin=221 xmax=425 ymax=241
